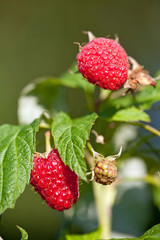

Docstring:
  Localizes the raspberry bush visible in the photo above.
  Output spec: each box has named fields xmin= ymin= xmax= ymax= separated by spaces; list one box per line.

xmin=1 ymin=32 xmax=160 ymax=239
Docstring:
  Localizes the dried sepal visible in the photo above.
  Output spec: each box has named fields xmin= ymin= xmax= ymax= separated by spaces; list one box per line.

xmin=124 ymin=56 xmax=157 ymax=90
xmin=82 ymin=31 xmax=96 ymax=42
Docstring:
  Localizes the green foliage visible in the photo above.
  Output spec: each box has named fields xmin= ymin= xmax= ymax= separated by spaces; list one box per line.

xmin=111 ymin=79 xmax=160 ymax=111
xmin=17 ymin=226 xmax=28 ymax=240
xmin=66 ymin=228 xmax=102 ymax=240
xmin=109 ymin=238 xmax=135 ymax=240
xmin=21 ymin=77 xmax=68 ymax=115
xmin=60 ymin=63 xmax=95 ymax=94
xmin=65 ymin=224 xmax=160 ymax=240
xmin=141 ymin=223 xmax=160 ymax=239
xmin=19 ymin=63 xmax=95 ymax=119
xmin=52 ymin=112 xmax=97 ymax=180
xmin=152 ymin=186 xmax=160 ymax=211
xmin=0 ymin=119 xmax=40 ymax=214
xmin=109 ymin=107 xmax=150 ymax=122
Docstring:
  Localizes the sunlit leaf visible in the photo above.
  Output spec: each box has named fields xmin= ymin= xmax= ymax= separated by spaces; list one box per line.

xmin=105 ymin=224 xmax=160 ymax=240
xmin=0 ymin=119 xmax=40 ymax=214
xmin=112 ymin=77 xmax=160 ymax=111
xmin=52 ymin=112 xmax=97 ymax=180
xmin=111 ymin=107 xmax=150 ymax=122
xmin=60 ymin=63 xmax=95 ymax=93
xmin=66 ymin=228 xmax=102 ymax=240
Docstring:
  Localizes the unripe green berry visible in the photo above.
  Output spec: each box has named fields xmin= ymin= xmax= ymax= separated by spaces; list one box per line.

xmin=94 ymin=159 xmax=118 ymax=185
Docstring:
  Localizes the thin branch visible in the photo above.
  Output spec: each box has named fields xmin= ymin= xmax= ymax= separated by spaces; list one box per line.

xmin=129 ymin=122 xmax=160 ymax=137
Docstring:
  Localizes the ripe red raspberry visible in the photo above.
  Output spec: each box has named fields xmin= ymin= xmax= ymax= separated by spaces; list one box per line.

xmin=30 ymin=149 xmax=79 ymax=211
xmin=94 ymin=159 xmax=118 ymax=185
xmin=76 ymin=38 xmax=129 ymax=90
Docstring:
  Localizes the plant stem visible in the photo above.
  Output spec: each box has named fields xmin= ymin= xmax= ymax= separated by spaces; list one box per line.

xmin=39 ymin=124 xmax=50 ymax=130
xmin=92 ymin=182 xmax=116 ymax=239
xmin=86 ymin=142 xmax=116 ymax=238
xmin=86 ymin=141 xmax=94 ymax=155
xmin=129 ymin=122 xmax=160 ymax=137
xmin=45 ymin=131 xmax=52 ymax=152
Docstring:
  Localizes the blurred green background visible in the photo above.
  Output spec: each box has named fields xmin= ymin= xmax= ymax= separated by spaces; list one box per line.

xmin=0 ymin=0 xmax=160 ymax=239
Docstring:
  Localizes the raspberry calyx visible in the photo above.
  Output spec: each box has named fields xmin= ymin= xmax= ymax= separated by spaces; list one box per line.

xmin=30 ymin=149 xmax=79 ymax=211
xmin=124 ymin=56 xmax=157 ymax=90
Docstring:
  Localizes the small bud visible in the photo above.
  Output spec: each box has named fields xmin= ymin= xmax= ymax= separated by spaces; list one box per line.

xmin=92 ymin=130 xmax=105 ymax=144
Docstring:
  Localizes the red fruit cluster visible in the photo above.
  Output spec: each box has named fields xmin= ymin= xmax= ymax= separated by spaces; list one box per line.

xmin=77 ymin=38 xmax=129 ymax=90
xmin=30 ymin=149 xmax=79 ymax=211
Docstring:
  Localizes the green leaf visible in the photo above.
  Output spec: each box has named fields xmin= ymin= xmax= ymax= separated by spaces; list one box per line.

xmin=112 ymin=78 xmax=160 ymax=111
xmin=28 ymin=70 xmax=94 ymax=94
xmin=109 ymin=238 xmax=135 ymax=240
xmin=24 ymin=77 xmax=68 ymax=114
xmin=66 ymin=228 xmax=102 ymax=240
xmin=52 ymin=112 xmax=97 ymax=180
xmin=104 ymin=224 xmax=160 ymax=240
xmin=24 ymin=62 xmax=94 ymax=108
xmin=17 ymin=226 xmax=28 ymax=240
xmin=152 ymin=186 xmax=160 ymax=211
xmin=19 ymin=64 xmax=95 ymax=121
xmin=60 ymin=63 xmax=95 ymax=93
xmin=140 ymin=223 xmax=160 ymax=239
xmin=109 ymin=107 xmax=150 ymax=122
xmin=0 ymin=119 xmax=40 ymax=214
xmin=133 ymin=79 xmax=160 ymax=110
